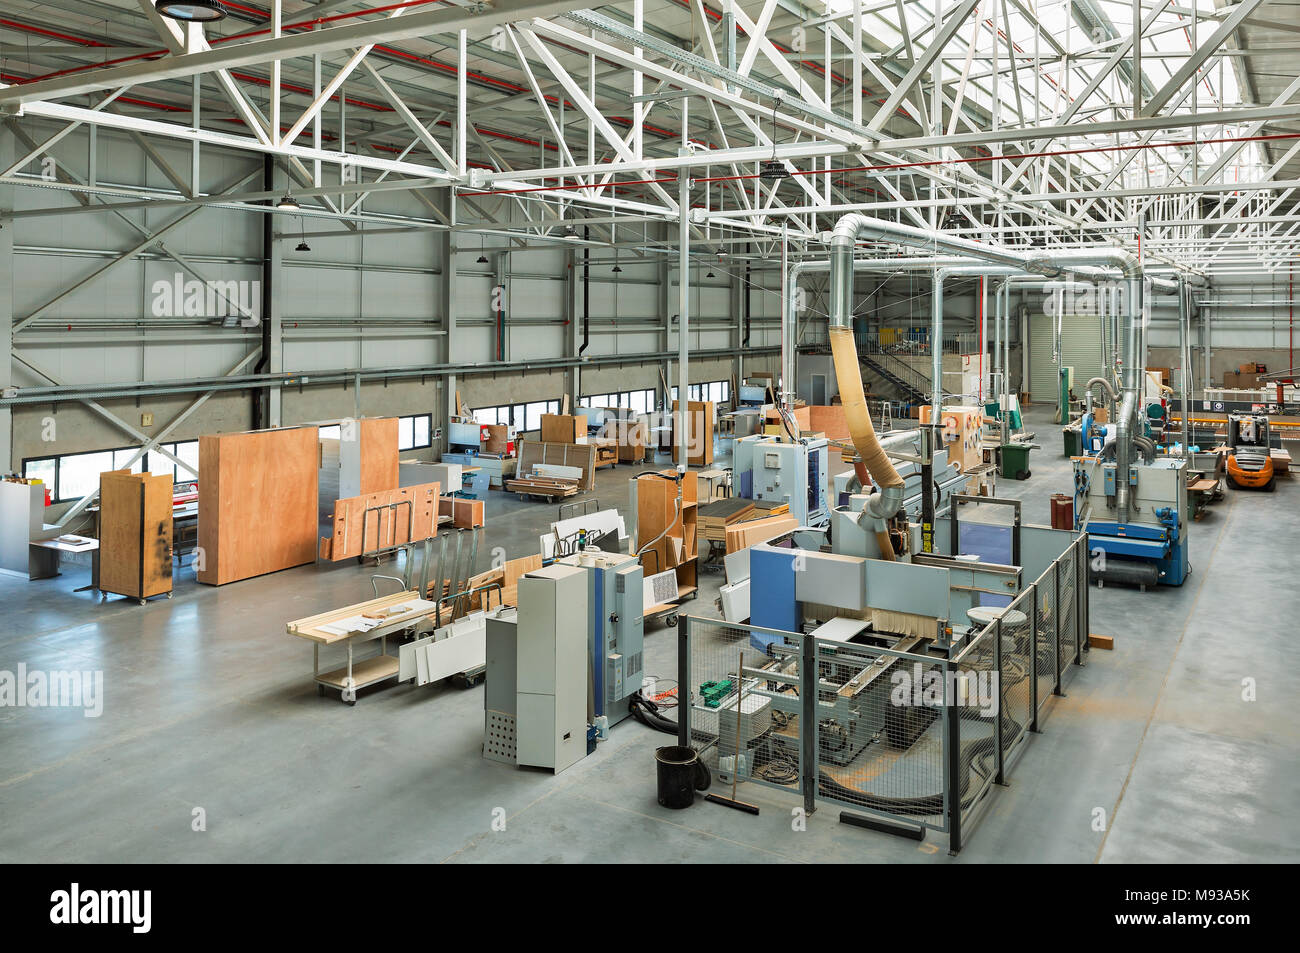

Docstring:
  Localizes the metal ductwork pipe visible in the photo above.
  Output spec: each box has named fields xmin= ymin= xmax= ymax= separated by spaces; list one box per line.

xmin=827 ymin=213 xmax=1152 ymax=524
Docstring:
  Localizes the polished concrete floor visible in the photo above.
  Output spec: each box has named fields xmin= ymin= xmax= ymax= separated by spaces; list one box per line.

xmin=1 ymin=406 xmax=1296 ymax=863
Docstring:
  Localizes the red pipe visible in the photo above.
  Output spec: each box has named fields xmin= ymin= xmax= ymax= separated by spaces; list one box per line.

xmin=464 ymin=130 xmax=1300 ymax=197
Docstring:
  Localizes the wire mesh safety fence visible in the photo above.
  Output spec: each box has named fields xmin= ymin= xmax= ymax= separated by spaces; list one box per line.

xmin=813 ymin=638 xmax=950 ymax=829
xmin=998 ymin=586 xmax=1035 ymax=760
xmin=677 ymin=618 xmax=805 ymax=796
xmin=1057 ymin=545 xmax=1080 ymax=677
xmin=676 ymin=535 xmax=1090 ymax=852
xmin=951 ymin=626 xmax=999 ymax=833
xmin=1034 ymin=564 xmax=1059 ymax=716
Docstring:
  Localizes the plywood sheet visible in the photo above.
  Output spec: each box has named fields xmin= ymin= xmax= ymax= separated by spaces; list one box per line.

xmin=671 ymin=400 xmax=715 ymax=466
xmin=807 ymin=405 xmax=850 ymax=441
xmin=359 ymin=417 xmax=400 ymax=495
xmin=541 ymin=413 xmax=584 ymax=444
xmin=198 ymin=428 xmax=320 ymax=585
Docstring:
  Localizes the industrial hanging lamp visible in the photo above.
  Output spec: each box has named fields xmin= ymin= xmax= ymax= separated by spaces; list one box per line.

xmin=759 ymin=94 xmax=790 ymax=183
xmin=154 ymin=0 xmax=227 ymax=22
xmin=295 ymin=217 xmax=310 ymax=253
xmin=276 ymin=193 xmax=299 ymax=211
xmin=477 ymin=254 xmax=489 ymax=264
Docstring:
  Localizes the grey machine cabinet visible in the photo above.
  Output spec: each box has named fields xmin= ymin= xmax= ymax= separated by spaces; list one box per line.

xmin=557 ymin=551 xmax=645 ymax=728
xmin=483 ymin=564 xmax=589 ymax=774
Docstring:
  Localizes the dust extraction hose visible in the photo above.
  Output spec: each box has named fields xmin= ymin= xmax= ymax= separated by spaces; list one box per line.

xmin=829 ymin=326 xmax=905 ymax=520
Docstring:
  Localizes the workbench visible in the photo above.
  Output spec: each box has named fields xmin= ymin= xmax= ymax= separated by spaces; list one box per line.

xmin=286 ymin=591 xmax=440 ymax=705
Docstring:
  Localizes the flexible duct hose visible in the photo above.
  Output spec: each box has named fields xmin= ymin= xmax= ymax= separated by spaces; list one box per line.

xmin=829 ymin=326 xmax=905 ymax=519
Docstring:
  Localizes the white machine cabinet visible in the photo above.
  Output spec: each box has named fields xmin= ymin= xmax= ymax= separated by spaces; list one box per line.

xmin=513 ymin=564 xmax=589 ymax=773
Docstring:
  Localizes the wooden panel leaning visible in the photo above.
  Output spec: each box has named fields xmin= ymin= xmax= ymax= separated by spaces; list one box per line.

xmin=197 ymin=427 xmax=320 ymax=585
xmin=319 ymin=481 xmax=442 ymax=560
xmin=358 ymin=416 xmax=400 ymax=495
xmin=99 ymin=469 xmax=173 ymax=601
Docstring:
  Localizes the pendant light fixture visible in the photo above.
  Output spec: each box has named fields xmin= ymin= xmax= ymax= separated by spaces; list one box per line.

xmin=276 ymin=193 xmax=299 ymax=211
xmin=759 ymin=94 xmax=790 ymax=183
xmin=155 ymin=1 xmax=226 ymax=23
xmin=295 ymin=217 xmax=310 ymax=253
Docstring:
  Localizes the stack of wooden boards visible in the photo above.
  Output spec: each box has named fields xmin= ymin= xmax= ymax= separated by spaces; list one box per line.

xmin=698 ymin=497 xmax=755 ymax=543
xmin=99 ymin=469 xmax=173 ymax=601
xmin=505 ymin=441 xmax=596 ymax=499
xmin=724 ymin=513 xmax=798 ymax=553
xmin=318 ymin=482 xmax=442 ymax=560
xmin=697 ymin=496 xmax=796 ymax=553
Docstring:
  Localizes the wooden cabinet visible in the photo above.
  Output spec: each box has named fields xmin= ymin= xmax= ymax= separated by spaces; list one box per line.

xmin=99 ymin=470 xmax=173 ymax=602
xmin=635 ymin=469 xmax=698 ymax=598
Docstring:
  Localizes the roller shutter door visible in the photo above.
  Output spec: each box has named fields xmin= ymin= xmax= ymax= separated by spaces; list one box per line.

xmin=1029 ymin=313 xmax=1107 ymax=403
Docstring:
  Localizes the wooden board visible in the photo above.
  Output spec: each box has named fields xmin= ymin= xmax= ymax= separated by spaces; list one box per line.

xmin=671 ymin=400 xmax=715 ymax=466
xmin=725 ymin=515 xmax=799 ymax=554
xmin=359 ymin=416 xmax=400 ymax=495
xmin=198 ymin=428 xmax=320 ymax=585
xmin=99 ymin=470 xmax=173 ymax=599
xmin=1088 ymin=633 xmax=1115 ymax=650
xmin=806 ymin=405 xmax=850 ymax=441
xmin=320 ymin=481 xmax=442 ymax=560
xmin=540 ymin=413 xmax=584 ymax=443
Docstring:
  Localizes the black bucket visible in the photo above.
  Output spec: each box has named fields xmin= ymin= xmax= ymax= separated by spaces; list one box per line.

xmin=655 ymin=745 xmax=708 ymax=809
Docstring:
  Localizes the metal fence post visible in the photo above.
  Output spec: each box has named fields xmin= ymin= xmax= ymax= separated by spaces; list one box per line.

xmin=1052 ymin=561 xmax=1064 ymax=696
xmin=945 ymin=656 xmax=962 ymax=854
xmin=1077 ymin=536 xmax=1088 ymax=663
xmin=677 ymin=616 xmax=691 ymax=748
xmin=1028 ymin=582 xmax=1040 ymax=733
xmin=800 ymin=633 xmax=817 ymax=816
xmin=1076 ymin=530 xmax=1086 ymax=657
xmin=993 ymin=618 xmax=1005 ymax=786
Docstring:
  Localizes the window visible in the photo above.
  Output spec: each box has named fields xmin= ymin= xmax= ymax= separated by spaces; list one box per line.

xmin=680 ymin=380 xmax=730 ymax=405
xmin=22 ymin=440 xmax=201 ymax=504
xmin=472 ymin=400 xmax=560 ymax=435
xmin=581 ymin=388 xmax=654 ymax=413
xmin=396 ymin=413 xmax=433 ymax=451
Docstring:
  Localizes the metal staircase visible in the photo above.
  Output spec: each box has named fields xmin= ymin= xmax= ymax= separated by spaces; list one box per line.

xmin=861 ymin=351 xmax=931 ymax=405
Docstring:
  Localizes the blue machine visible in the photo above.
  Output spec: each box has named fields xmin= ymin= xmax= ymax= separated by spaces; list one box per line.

xmin=1075 ymin=457 xmax=1188 ymax=587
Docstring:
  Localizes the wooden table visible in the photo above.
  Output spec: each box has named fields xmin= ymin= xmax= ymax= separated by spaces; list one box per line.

xmin=286 ymin=591 xmax=440 ymax=705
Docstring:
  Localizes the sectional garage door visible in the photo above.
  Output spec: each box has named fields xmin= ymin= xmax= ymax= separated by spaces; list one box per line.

xmin=1029 ymin=313 xmax=1108 ymax=404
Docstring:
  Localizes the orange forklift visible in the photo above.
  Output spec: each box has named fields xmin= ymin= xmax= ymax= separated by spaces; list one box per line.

xmin=1224 ymin=413 xmax=1276 ymax=491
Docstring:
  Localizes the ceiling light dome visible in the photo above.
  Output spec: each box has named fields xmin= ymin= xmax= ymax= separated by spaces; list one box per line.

xmin=155 ymin=0 xmax=227 ymax=22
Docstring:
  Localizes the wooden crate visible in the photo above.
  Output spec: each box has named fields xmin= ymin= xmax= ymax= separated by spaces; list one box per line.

xmin=198 ymin=428 xmax=320 ymax=585
xmin=439 ymin=495 xmax=485 ymax=529
xmin=99 ymin=470 xmax=173 ymax=600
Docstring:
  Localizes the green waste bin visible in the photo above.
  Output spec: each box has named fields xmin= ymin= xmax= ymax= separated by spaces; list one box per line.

xmin=1062 ymin=427 xmax=1081 ymax=458
xmin=1000 ymin=443 xmax=1032 ymax=480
